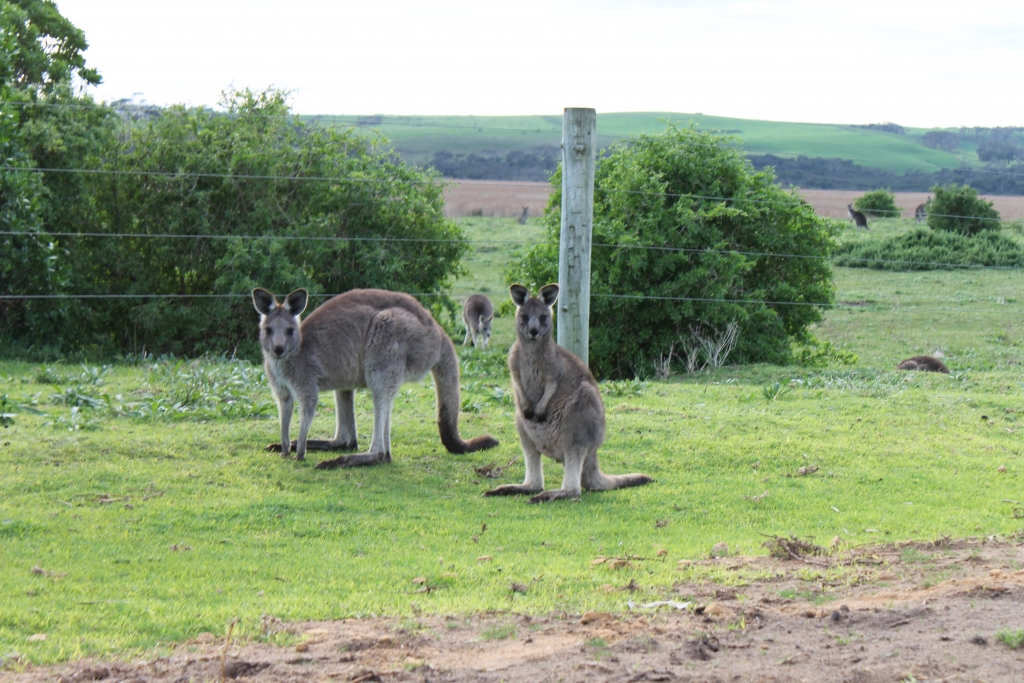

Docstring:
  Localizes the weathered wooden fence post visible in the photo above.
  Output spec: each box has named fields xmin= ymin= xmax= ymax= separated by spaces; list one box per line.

xmin=558 ymin=108 xmax=596 ymax=366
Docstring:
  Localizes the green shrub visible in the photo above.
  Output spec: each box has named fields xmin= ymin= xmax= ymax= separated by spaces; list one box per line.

xmin=506 ymin=124 xmax=838 ymax=379
xmin=926 ymin=184 xmax=1000 ymax=235
xmin=833 ymin=228 xmax=1024 ymax=270
xmin=1 ymin=89 xmax=467 ymax=358
xmin=853 ymin=189 xmax=899 ymax=218
xmin=794 ymin=336 xmax=858 ymax=367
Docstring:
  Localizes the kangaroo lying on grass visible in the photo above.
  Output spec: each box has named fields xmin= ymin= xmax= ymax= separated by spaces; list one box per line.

xmin=897 ymin=355 xmax=950 ymax=373
xmin=484 ymin=284 xmax=652 ymax=503
xmin=252 ymin=287 xmax=498 ymax=468
xmin=462 ymin=294 xmax=494 ymax=349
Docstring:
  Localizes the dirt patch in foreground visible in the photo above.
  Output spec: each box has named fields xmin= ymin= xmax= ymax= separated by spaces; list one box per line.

xmin=8 ymin=540 xmax=1024 ymax=683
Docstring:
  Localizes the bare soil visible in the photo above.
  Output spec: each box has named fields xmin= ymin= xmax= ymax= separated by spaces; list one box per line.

xmin=9 ymin=540 xmax=1024 ymax=682
xmin=442 ymin=180 xmax=1024 ymax=221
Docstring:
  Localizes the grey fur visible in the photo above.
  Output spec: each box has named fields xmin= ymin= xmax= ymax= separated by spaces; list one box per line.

xmin=484 ymin=283 xmax=652 ymax=503
xmin=518 ymin=206 xmax=529 ymax=225
xmin=252 ymin=287 xmax=498 ymax=469
xmin=847 ymin=204 xmax=869 ymax=230
xmin=897 ymin=355 xmax=949 ymax=373
xmin=915 ymin=203 xmax=927 ymax=223
xmin=462 ymin=294 xmax=494 ymax=349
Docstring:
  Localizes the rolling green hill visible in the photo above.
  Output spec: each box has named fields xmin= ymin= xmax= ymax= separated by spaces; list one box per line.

xmin=304 ymin=112 xmax=990 ymax=175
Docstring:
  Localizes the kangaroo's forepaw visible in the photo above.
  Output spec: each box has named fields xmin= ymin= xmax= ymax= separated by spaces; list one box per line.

xmin=484 ymin=484 xmax=541 ymax=497
xmin=528 ymin=489 xmax=580 ymax=504
xmin=532 ymin=411 xmax=548 ymax=423
xmin=522 ymin=407 xmax=534 ymax=420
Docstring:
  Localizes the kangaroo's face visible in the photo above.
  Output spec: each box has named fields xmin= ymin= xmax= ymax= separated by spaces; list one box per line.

xmin=252 ymin=288 xmax=308 ymax=360
xmin=477 ymin=315 xmax=493 ymax=346
xmin=510 ymin=284 xmax=558 ymax=341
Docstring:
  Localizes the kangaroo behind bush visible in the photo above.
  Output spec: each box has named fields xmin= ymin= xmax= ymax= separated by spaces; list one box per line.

xmin=915 ymin=203 xmax=927 ymax=223
xmin=847 ymin=204 xmax=869 ymax=230
xmin=517 ymin=206 xmax=529 ymax=225
xmin=462 ymin=294 xmax=494 ymax=349
xmin=897 ymin=355 xmax=950 ymax=373
xmin=252 ymin=287 xmax=498 ymax=468
xmin=484 ymin=283 xmax=652 ymax=503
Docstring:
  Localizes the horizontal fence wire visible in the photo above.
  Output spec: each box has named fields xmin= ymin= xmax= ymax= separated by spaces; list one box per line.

xmin=0 ymin=164 xmax=1019 ymax=224
xmin=3 ymin=230 xmax=1024 ymax=272
xmin=0 ymin=292 xmax=1015 ymax=314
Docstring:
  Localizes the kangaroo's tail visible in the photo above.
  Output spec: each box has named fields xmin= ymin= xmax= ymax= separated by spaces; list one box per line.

xmin=432 ymin=334 xmax=499 ymax=454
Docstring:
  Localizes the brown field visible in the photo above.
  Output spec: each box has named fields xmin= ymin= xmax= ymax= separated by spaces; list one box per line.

xmin=443 ymin=180 xmax=1024 ymax=221
xmin=10 ymin=539 xmax=1024 ymax=683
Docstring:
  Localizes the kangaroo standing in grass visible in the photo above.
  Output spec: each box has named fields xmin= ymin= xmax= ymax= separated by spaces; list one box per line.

xmin=518 ymin=206 xmax=529 ymax=225
xmin=484 ymin=284 xmax=652 ymax=503
xmin=462 ymin=294 xmax=494 ymax=349
xmin=847 ymin=204 xmax=869 ymax=230
xmin=252 ymin=287 xmax=498 ymax=468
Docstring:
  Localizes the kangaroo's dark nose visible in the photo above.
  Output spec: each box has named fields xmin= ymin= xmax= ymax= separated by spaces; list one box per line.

xmin=529 ymin=327 xmax=540 ymax=339
xmin=273 ymin=345 xmax=285 ymax=356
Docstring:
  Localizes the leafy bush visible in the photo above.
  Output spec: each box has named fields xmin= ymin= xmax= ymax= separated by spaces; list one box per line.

xmin=833 ymin=229 xmax=1024 ymax=270
xmin=853 ymin=189 xmax=899 ymax=218
xmin=506 ymin=124 xmax=838 ymax=379
xmin=926 ymin=184 xmax=1000 ymax=236
xmin=793 ymin=336 xmax=858 ymax=367
xmin=1 ymin=89 xmax=467 ymax=358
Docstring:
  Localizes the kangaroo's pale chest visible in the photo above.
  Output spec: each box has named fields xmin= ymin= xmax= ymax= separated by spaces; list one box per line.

xmin=264 ymin=356 xmax=298 ymax=399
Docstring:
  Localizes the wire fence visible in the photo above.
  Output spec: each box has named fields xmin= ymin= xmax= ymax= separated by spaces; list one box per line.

xmin=2 ymin=102 xmax=1022 ymax=313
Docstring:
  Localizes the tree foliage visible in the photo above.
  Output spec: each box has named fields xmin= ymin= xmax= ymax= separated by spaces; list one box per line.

xmin=507 ymin=125 xmax=838 ymax=379
xmin=853 ymin=189 xmax=899 ymax=218
xmin=2 ymin=89 xmax=468 ymax=357
xmin=925 ymin=183 xmax=1000 ymax=236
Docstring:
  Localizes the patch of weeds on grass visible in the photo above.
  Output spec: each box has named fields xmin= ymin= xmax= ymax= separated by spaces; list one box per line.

xmin=481 ymin=624 xmax=516 ymax=640
xmin=43 ymin=406 xmax=99 ymax=431
xmin=600 ymin=379 xmax=648 ymax=398
xmin=996 ymin=629 xmax=1024 ymax=649
xmin=761 ymin=381 xmax=790 ymax=401
xmin=0 ymin=395 xmax=15 ymax=428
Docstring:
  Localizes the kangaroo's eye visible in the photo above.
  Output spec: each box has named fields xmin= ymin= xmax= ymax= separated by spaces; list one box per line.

xmin=286 ymin=328 xmax=294 ymax=336
xmin=520 ymin=314 xmax=529 ymax=323
xmin=539 ymin=315 xmax=548 ymax=324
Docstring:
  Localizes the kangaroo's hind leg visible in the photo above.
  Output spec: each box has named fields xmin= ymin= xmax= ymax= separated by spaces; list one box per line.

xmin=484 ymin=422 xmax=544 ymax=497
xmin=528 ymin=446 xmax=584 ymax=503
xmin=302 ymin=389 xmax=359 ymax=452
xmin=315 ymin=369 xmax=401 ymax=469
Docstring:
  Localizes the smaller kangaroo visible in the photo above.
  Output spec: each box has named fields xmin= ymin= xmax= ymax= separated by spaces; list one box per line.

xmin=462 ymin=294 xmax=494 ymax=349
xmin=914 ymin=203 xmax=927 ymax=223
xmin=897 ymin=355 xmax=950 ymax=373
xmin=517 ymin=206 xmax=529 ymax=225
xmin=847 ymin=204 xmax=869 ymax=230
xmin=484 ymin=284 xmax=652 ymax=503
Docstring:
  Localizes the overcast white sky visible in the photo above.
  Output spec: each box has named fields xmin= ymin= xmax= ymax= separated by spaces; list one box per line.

xmin=58 ymin=0 xmax=1023 ymax=128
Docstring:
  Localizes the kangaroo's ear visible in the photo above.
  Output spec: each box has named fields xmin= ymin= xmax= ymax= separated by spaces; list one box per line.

xmin=252 ymin=288 xmax=277 ymax=316
xmin=484 ymin=313 xmax=494 ymax=323
xmin=510 ymin=284 xmax=529 ymax=307
xmin=539 ymin=283 xmax=559 ymax=307
xmin=284 ymin=289 xmax=308 ymax=316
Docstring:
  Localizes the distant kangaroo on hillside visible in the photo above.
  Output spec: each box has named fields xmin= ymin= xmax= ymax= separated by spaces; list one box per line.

xmin=915 ymin=203 xmax=927 ymax=223
xmin=252 ymin=288 xmax=498 ymax=468
xmin=518 ymin=206 xmax=529 ymax=225
xmin=484 ymin=284 xmax=652 ymax=503
xmin=897 ymin=355 xmax=950 ymax=373
xmin=462 ymin=294 xmax=494 ymax=349
xmin=847 ymin=204 xmax=869 ymax=230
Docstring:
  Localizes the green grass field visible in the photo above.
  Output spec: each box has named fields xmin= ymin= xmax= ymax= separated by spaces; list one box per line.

xmin=305 ymin=112 xmax=980 ymax=174
xmin=2 ymin=217 xmax=1023 ymax=665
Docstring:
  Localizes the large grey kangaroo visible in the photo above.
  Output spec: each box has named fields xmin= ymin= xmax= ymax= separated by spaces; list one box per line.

xmin=462 ymin=294 xmax=494 ymax=349
xmin=252 ymin=288 xmax=498 ymax=468
xmin=484 ymin=284 xmax=652 ymax=503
